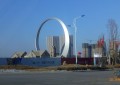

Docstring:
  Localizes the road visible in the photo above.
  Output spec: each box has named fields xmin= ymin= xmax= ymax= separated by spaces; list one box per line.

xmin=0 ymin=70 xmax=119 ymax=85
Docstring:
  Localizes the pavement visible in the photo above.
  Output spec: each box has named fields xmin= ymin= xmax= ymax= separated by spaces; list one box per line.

xmin=0 ymin=70 xmax=120 ymax=85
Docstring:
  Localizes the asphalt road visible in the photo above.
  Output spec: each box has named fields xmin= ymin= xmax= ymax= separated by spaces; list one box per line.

xmin=0 ymin=70 xmax=119 ymax=85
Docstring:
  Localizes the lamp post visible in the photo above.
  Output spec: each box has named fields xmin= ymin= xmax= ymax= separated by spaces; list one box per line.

xmin=73 ymin=15 xmax=85 ymax=64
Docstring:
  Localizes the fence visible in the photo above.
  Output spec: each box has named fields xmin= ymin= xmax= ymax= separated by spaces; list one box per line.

xmin=0 ymin=57 xmax=98 ymax=66
xmin=21 ymin=58 xmax=61 ymax=67
xmin=0 ymin=58 xmax=7 ymax=65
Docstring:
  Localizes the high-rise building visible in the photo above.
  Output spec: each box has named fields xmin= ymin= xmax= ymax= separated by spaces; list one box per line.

xmin=82 ymin=43 xmax=89 ymax=57
xmin=47 ymin=35 xmax=74 ymax=57
xmin=69 ymin=35 xmax=74 ymax=57
xmin=91 ymin=44 xmax=97 ymax=57
xmin=60 ymin=35 xmax=74 ymax=57
xmin=47 ymin=36 xmax=60 ymax=57
xmin=82 ymin=42 xmax=106 ymax=58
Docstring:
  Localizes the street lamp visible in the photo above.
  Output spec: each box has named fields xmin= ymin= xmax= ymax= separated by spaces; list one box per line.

xmin=73 ymin=15 xmax=85 ymax=64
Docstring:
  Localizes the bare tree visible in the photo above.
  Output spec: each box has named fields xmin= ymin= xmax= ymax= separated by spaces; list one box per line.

xmin=107 ymin=19 xmax=118 ymax=65
xmin=108 ymin=19 xmax=118 ymax=42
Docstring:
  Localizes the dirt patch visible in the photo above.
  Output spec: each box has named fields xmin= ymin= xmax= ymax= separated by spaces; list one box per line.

xmin=109 ymin=77 xmax=120 ymax=81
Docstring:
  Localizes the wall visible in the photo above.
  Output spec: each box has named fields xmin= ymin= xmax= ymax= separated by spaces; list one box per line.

xmin=0 ymin=58 xmax=7 ymax=65
xmin=61 ymin=58 xmax=93 ymax=65
xmin=21 ymin=58 xmax=61 ymax=67
xmin=0 ymin=57 xmax=95 ymax=66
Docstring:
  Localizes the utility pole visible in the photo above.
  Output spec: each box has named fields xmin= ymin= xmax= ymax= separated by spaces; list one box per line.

xmin=73 ymin=15 xmax=85 ymax=64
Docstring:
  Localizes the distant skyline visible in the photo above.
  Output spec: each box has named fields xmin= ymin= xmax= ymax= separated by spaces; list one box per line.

xmin=0 ymin=0 xmax=120 ymax=57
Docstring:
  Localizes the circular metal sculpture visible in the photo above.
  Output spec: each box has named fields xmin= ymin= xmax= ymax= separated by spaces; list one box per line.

xmin=35 ymin=17 xmax=69 ymax=57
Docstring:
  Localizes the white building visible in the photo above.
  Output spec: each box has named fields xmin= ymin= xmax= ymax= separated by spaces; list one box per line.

xmin=12 ymin=51 xmax=27 ymax=58
xmin=24 ymin=50 xmax=50 ymax=58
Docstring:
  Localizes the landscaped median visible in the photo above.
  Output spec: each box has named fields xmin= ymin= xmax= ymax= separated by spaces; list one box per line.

xmin=0 ymin=64 xmax=120 ymax=72
xmin=57 ymin=64 xmax=110 ymax=71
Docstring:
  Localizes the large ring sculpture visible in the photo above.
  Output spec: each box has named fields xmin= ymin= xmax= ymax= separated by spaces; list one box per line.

xmin=35 ymin=17 xmax=70 ymax=57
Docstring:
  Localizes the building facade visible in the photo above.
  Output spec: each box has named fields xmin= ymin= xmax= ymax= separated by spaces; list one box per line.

xmin=47 ymin=35 xmax=74 ymax=57
xmin=82 ymin=43 xmax=106 ymax=58
xmin=47 ymin=36 xmax=60 ymax=57
xmin=60 ymin=35 xmax=74 ymax=57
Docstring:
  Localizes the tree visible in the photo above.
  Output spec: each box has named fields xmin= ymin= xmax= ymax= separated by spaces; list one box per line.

xmin=107 ymin=19 xmax=118 ymax=65
xmin=108 ymin=19 xmax=118 ymax=42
